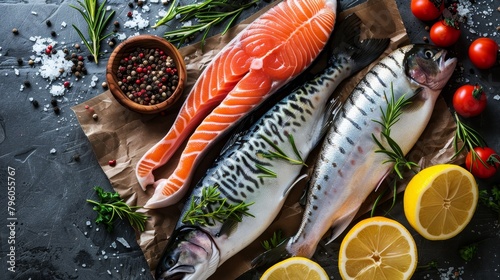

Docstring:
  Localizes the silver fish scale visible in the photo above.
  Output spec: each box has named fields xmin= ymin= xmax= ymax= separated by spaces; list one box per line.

xmin=288 ymin=46 xmax=420 ymax=255
xmin=180 ymin=55 xmax=352 ymax=236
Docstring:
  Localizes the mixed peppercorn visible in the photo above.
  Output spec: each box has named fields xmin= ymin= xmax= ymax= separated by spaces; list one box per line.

xmin=116 ymin=47 xmax=179 ymax=106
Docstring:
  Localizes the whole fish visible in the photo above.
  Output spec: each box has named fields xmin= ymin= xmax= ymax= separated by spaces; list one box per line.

xmin=137 ymin=0 xmax=338 ymax=209
xmin=253 ymin=44 xmax=457 ymax=265
xmin=154 ymin=15 xmax=390 ymax=280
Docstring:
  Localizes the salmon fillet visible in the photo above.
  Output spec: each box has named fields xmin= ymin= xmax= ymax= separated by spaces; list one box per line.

xmin=138 ymin=0 xmax=337 ymax=208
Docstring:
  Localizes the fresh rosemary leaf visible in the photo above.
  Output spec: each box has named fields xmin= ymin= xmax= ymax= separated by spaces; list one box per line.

xmin=258 ymin=134 xmax=307 ymax=166
xmin=182 ymin=185 xmax=254 ymax=226
xmin=70 ymin=0 xmax=115 ymax=64
xmin=261 ymin=230 xmax=286 ymax=251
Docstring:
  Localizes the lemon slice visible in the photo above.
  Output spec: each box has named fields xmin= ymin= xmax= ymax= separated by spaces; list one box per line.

xmin=338 ymin=216 xmax=417 ymax=280
xmin=404 ymin=164 xmax=478 ymax=240
xmin=260 ymin=257 xmax=329 ymax=280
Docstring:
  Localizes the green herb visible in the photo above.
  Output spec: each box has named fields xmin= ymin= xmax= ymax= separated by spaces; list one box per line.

xmin=153 ymin=0 xmax=258 ymax=48
xmin=372 ymin=84 xmax=418 ymax=179
xmin=87 ymin=186 xmax=148 ymax=232
xmin=255 ymin=134 xmax=307 ymax=178
xmin=459 ymin=243 xmax=478 ymax=262
xmin=261 ymin=230 xmax=287 ymax=251
xmin=370 ymin=179 xmax=398 ymax=217
xmin=479 ymin=185 xmax=500 ymax=215
xmin=452 ymin=112 xmax=489 ymax=167
xmin=417 ymin=260 xmax=439 ymax=271
xmin=182 ymin=185 xmax=255 ymax=226
xmin=70 ymin=0 xmax=115 ymax=64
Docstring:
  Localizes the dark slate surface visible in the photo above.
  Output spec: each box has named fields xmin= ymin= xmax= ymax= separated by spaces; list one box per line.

xmin=0 ymin=0 xmax=499 ymax=280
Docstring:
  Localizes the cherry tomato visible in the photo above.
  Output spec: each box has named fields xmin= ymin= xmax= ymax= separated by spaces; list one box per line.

xmin=465 ymin=147 xmax=500 ymax=179
xmin=411 ymin=0 xmax=445 ymax=21
xmin=468 ymin=37 xmax=499 ymax=69
xmin=429 ymin=19 xmax=461 ymax=47
xmin=452 ymin=84 xmax=487 ymax=117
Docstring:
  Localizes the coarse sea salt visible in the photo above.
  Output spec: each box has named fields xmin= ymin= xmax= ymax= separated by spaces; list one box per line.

xmin=124 ymin=10 xmax=149 ymax=30
xmin=50 ymin=84 xmax=66 ymax=96
xmin=39 ymin=50 xmax=74 ymax=81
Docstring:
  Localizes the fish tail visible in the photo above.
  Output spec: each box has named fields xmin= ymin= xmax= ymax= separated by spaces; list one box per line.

xmin=251 ymin=237 xmax=291 ymax=269
xmin=329 ymin=13 xmax=390 ymax=74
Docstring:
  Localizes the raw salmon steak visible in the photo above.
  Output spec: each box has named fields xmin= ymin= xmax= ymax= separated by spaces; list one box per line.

xmin=137 ymin=0 xmax=338 ymax=208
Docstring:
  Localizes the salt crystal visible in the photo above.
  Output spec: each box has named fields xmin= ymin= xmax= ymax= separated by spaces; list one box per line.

xmin=161 ymin=0 xmax=170 ymax=4
xmin=494 ymin=95 xmax=500 ymax=100
xmin=50 ymin=84 xmax=66 ymax=96
xmin=82 ymin=264 xmax=86 ymax=268
xmin=107 ymin=270 xmax=112 ymax=275
xmin=86 ymin=220 xmax=91 ymax=226
xmin=116 ymin=237 xmax=131 ymax=248
xmin=29 ymin=97 xmax=34 ymax=102
xmin=31 ymin=11 xmax=38 ymax=15
xmin=124 ymin=11 xmax=150 ymax=30
xmin=101 ymin=250 xmax=106 ymax=255
xmin=142 ymin=5 xmax=150 ymax=13
xmin=14 ymin=68 xmax=19 ymax=76
xmin=116 ymin=33 xmax=127 ymax=41
xmin=150 ymin=0 xmax=159 ymax=3
xmin=50 ymin=148 xmax=56 ymax=154
xmin=110 ymin=241 xmax=117 ymax=249
xmin=61 ymin=21 xmax=67 ymax=28
xmin=92 ymin=75 xmax=99 ymax=81
xmin=20 ymin=85 xmax=24 ymax=92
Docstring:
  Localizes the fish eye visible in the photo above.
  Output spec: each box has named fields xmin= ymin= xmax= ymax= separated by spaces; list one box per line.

xmin=424 ymin=50 xmax=434 ymax=59
xmin=165 ymin=257 xmax=176 ymax=268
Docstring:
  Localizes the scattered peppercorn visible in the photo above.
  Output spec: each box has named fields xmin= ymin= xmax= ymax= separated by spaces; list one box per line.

xmin=127 ymin=11 xmax=133 ymax=18
xmin=74 ymin=43 xmax=80 ymax=50
xmin=72 ymin=154 xmax=81 ymax=162
xmin=51 ymin=31 xmax=57 ymax=37
xmin=102 ymin=82 xmax=108 ymax=89
xmin=28 ymin=59 xmax=35 ymax=66
xmin=17 ymin=58 xmax=23 ymax=66
xmin=46 ymin=20 xmax=52 ymax=27
xmin=116 ymin=47 xmax=179 ymax=106
xmin=137 ymin=0 xmax=144 ymax=7
xmin=12 ymin=28 xmax=19 ymax=35
xmin=53 ymin=106 xmax=61 ymax=115
xmin=423 ymin=36 xmax=429 ymax=43
xmin=24 ymin=80 xmax=31 ymax=88
xmin=51 ymin=99 xmax=58 ymax=107
xmin=128 ymin=2 xmax=134 ymax=8
xmin=92 ymin=113 xmax=98 ymax=120
xmin=63 ymin=81 xmax=71 ymax=88
xmin=108 ymin=159 xmax=117 ymax=167
xmin=32 ymin=100 xmax=39 ymax=108
xmin=113 ymin=21 xmax=120 ymax=28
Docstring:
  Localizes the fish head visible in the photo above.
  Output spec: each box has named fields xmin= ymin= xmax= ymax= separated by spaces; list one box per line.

xmin=155 ymin=226 xmax=220 ymax=280
xmin=404 ymin=44 xmax=457 ymax=92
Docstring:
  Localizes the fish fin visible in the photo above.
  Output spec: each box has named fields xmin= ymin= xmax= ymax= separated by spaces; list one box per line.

xmin=251 ymin=237 xmax=291 ymax=269
xmin=216 ymin=219 xmax=239 ymax=237
xmin=319 ymin=97 xmax=342 ymax=139
xmin=329 ymin=14 xmax=390 ymax=75
xmin=325 ymin=207 xmax=360 ymax=245
xmin=284 ymin=174 xmax=308 ymax=198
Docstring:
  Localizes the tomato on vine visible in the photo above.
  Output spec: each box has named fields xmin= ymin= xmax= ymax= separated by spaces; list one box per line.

xmin=430 ymin=19 xmax=461 ymax=47
xmin=468 ymin=37 xmax=499 ymax=69
xmin=465 ymin=147 xmax=500 ymax=179
xmin=411 ymin=0 xmax=445 ymax=21
xmin=452 ymin=84 xmax=487 ymax=117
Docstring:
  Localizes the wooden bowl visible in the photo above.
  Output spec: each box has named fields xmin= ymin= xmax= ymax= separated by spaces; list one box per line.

xmin=106 ymin=35 xmax=186 ymax=114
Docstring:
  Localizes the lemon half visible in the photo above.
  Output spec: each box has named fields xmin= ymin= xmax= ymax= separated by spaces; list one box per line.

xmin=260 ymin=256 xmax=329 ymax=280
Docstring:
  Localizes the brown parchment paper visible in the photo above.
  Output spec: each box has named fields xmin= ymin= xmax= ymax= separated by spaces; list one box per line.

xmin=72 ymin=0 xmax=465 ymax=279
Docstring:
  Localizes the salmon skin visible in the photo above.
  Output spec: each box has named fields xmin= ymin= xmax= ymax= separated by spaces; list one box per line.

xmin=154 ymin=14 xmax=390 ymax=280
xmin=137 ymin=0 xmax=338 ymax=209
xmin=252 ymin=44 xmax=457 ymax=266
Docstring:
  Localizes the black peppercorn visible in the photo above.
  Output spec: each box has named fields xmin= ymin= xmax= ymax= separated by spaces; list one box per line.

xmin=24 ymin=80 xmax=31 ymax=88
xmin=32 ymin=100 xmax=39 ymax=108
xmin=51 ymin=99 xmax=58 ymax=107
xmin=53 ymin=106 xmax=61 ymax=115
xmin=128 ymin=2 xmax=134 ymax=8
xmin=72 ymin=154 xmax=81 ymax=162
xmin=51 ymin=31 xmax=57 ymax=37
xmin=46 ymin=20 xmax=52 ymax=27
xmin=17 ymin=58 xmax=23 ymax=65
xmin=114 ymin=21 xmax=120 ymax=28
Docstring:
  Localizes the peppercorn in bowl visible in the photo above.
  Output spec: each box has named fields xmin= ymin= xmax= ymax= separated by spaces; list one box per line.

xmin=106 ymin=35 xmax=186 ymax=114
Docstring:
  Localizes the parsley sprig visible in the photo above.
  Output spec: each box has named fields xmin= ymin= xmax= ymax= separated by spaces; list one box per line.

xmin=70 ymin=0 xmax=115 ymax=64
xmin=87 ymin=186 xmax=148 ymax=232
xmin=182 ymin=185 xmax=254 ymax=226
xmin=261 ymin=230 xmax=287 ymax=251
xmin=153 ymin=0 xmax=258 ymax=48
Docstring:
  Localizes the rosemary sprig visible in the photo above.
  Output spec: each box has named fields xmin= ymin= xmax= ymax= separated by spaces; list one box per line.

xmin=452 ymin=112 xmax=489 ymax=171
xmin=182 ymin=185 xmax=255 ymax=226
xmin=258 ymin=134 xmax=307 ymax=166
xmin=87 ymin=186 xmax=148 ymax=232
xmin=372 ymin=85 xmax=418 ymax=179
xmin=70 ymin=0 xmax=115 ymax=64
xmin=153 ymin=0 xmax=258 ymax=48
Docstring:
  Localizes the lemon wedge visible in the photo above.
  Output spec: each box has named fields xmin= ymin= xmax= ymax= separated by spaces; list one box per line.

xmin=404 ymin=164 xmax=478 ymax=240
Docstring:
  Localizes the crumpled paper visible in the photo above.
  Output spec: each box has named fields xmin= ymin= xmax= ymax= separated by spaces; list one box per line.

xmin=72 ymin=0 xmax=464 ymax=279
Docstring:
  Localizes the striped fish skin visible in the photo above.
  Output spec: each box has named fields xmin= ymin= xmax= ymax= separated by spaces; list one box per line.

xmin=285 ymin=44 xmax=457 ymax=258
xmin=154 ymin=16 xmax=390 ymax=280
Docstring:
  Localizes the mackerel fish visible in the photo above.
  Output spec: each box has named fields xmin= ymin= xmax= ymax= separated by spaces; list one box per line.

xmin=154 ymin=15 xmax=390 ymax=280
xmin=254 ymin=44 xmax=457 ymax=263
